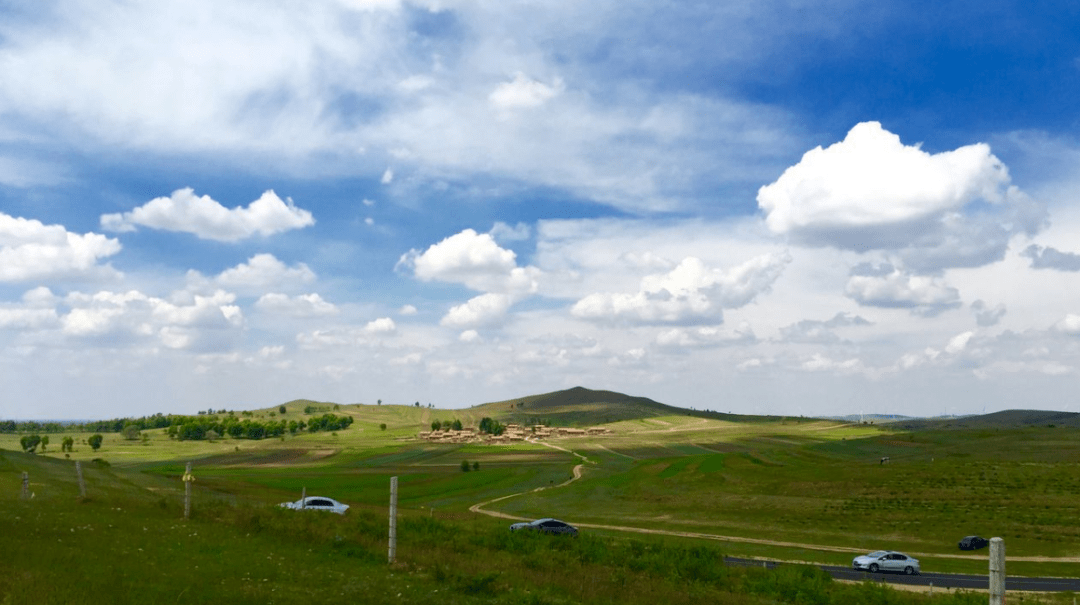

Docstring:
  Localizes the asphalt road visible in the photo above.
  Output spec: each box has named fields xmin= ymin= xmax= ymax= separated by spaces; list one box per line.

xmin=724 ymin=557 xmax=1080 ymax=592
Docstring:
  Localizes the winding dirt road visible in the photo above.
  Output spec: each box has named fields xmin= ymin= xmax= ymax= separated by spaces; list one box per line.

xmin=469 ymin=441 xmax=1080 ymax=563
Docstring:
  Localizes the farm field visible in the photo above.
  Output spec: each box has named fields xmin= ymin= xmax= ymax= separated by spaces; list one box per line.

xmin=3 ymin=395 xmax=1080 ymax=603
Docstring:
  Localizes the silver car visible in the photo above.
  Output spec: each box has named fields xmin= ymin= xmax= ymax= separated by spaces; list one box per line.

xmin=852 ymin=550 xmax=920 ymax=575
xmin=279 ymin=496 xmax=350 ymax=514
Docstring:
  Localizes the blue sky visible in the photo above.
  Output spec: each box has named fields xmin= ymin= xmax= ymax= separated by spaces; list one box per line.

xmin=3 ymin=0 xmax=1080 ymax=420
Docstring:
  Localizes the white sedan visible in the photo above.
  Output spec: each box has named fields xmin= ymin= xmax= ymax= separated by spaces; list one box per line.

xmin=279 ymin=496 xmax=349 ymax=514
xmin=852 ymin=550 xmax=920 ymax=575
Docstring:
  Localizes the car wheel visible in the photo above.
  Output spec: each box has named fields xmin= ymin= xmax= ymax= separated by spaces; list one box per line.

xmin=869 ymin=563 xmax=879 ymax=573
xmin=904 ymin=566 xmax=915 ymax=575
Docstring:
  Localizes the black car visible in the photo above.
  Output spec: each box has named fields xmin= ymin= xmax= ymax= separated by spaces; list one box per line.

xmin=509 ymin=518 xmax=579 ymax=536
xmin=958 ymin=536 xmax=989 ymax=550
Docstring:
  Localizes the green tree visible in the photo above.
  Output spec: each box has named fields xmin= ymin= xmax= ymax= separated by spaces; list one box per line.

xmin=451 ymin=419 xmax=463 ymax=431
xmin=88 ymin=434 xmax=103 ymax=451
xmin=278 ymin=405 xmax=287 ymax=414
xmin=479 ymin=417 xmax=505 ymax=435
xmin=40 ymin=435 xmax=49 ymax=451
xmin=377 ymin=399 xmax=382 ymax=405
xmin=431 ymin=420 xmax=442 ymax=431
xmin=121 ymin=423 xmax=141 ymax=440
xmin=61 ymin=436 xmax=74 ymax=452
xmin=380 ymin=423 xmax=387 ymax=431
xmin=472 ymin=461 xmax=480 ymax=471
xmin=20 ymin=434 xmax=41 ymax=453
xmin=460 ymin=459 xmax=471 ymax=472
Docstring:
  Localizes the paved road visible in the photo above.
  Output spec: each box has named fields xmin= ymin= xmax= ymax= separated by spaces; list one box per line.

xmin=725 ymin=557 xmax=1080 ymax=592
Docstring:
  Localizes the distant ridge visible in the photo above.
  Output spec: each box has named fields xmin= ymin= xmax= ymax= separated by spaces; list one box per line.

xmin=470 ymin=386 xmax=682 ymax=425
xmin=892 ymin=409 xmax=1080 ymax=431
xmin=468 ymin=386 xmax=783 ymax=426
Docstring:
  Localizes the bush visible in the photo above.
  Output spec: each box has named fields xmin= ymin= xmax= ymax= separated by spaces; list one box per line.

xmin=20 ymin=434 xmax=41 ymax=453
xmin=121 ymin=423 xmax=141 ymax=440
xmin=88 ymin=434 xmax=103 ymax=451
xmin=461 ymin=460 xmax=471 ymax=472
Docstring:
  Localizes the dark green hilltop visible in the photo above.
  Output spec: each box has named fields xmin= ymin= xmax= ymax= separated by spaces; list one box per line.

xmin=465 ymin=386 xmax=784 ymax=426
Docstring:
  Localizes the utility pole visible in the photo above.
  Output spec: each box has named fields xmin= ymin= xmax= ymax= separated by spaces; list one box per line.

xmin=388 ymin=476 xmax=398 ymax=563
xmin=989 ymin=537 xmax=1005 ymax=605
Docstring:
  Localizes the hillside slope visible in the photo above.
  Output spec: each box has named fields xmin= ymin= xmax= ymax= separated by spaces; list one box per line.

xmin=468 ymin=386 xmax=690 ymax=426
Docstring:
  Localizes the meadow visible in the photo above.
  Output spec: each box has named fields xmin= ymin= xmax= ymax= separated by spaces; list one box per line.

xmin=2 ymin=397 xmax=1078 ymax=604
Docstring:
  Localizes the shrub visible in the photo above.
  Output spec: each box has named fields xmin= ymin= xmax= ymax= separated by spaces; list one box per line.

xmin=461 ymin=460 xmax=471 ymax=472
xmin=20 ymin=434 xmax=41 ymax=453
xmin=121 ymin=423 xmax=141 ymax=440
xmin=88 ymin=434 xmax=103 ymax=451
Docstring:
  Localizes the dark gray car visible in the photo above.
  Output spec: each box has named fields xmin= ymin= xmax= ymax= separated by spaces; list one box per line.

xmin=959 ymin=536 xmax=989 ymax=550
xmin=509 ymin=518 xmax=578 ymax=536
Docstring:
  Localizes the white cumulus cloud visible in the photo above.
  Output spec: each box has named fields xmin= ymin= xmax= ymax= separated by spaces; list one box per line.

xmin=440 ymin=293 xmax=512 ymax=328
xmin=757 ymin=121 xmax=1043 ymax=270
xmin=844 ymin=264 xmax=961 ymax=315
xmin=572 ymin=253 xmax=790 ymax=325
xmin=255 ymin=293 xmax=338 ymax=317
xmin=0 ymin=212 xmax=121 ymax=282
xmin=489 ymin=73 xmax=564 ymax=111
xmin=101 ymin=188 xmax=314 ymax=241
xmin=190 ymin=254 xmax=316 ymax=293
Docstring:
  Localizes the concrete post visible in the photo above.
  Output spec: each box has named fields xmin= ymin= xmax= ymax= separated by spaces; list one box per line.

xmin=76 ymin=461 xmax=86 ymax=498
xmin=21 ymin=472 xmax=29 ymax=499
xmin=388 ymin=476 xmax=398 ymax=563
xmin=989 ymin=537 xmax=1005 ymax=605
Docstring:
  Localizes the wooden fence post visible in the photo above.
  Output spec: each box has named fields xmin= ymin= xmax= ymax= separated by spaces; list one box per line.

xmin=989 ymin=537 xmax=1005 ymax=605
xmin=182 ymin=462 xmax=193 ymax=520
xmin=21 ymin=472 xmax=29 ymax=499
xmin=388 ymin=476 xmax=398 ymax=563
xmin=76 ymin=461 xmax=86 ymax=498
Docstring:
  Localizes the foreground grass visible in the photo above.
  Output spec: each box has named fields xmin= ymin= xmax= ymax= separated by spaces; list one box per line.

xmin=1 ymin=448 xmax=1022 ymax=605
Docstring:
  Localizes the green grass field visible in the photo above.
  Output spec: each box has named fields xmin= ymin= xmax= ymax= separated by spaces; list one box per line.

xmin=3 ymin=397 xmax=1079 ymax=604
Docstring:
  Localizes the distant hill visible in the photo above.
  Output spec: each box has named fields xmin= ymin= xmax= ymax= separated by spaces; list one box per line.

xmin=467 ymin=386 xmax=787 ymax=426
xmin=891 ymin=409 xmax=1080 ymax=431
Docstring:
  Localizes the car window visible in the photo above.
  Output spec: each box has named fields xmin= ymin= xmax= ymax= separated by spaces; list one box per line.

xmin=309 ymin=499 xmax=332 ymax=506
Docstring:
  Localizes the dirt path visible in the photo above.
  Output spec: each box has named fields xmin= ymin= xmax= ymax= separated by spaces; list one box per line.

xmin=469 ymin=449 xmax=1080 ymax=563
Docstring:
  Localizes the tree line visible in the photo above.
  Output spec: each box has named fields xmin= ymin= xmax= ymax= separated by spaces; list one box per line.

xmin=3 ymin=411 xmax=354 ymax=443
xmin=167 ymin=413 xmax=354 ymax=441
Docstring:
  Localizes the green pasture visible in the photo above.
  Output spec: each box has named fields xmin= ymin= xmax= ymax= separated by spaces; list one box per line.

xmin=1 ymin=448 xmax=1004 ymax=605
xmin=5 ymin=402 xmax=1080 ymax=601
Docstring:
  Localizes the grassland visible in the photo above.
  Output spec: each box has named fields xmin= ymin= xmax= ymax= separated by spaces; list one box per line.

xmin=3 ymin=395 xmax=1079 ymax=604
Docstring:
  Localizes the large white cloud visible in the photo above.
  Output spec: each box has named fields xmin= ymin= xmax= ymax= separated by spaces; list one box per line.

xmin=572 ymin=253 xmax=790 ymax=325
xmin=440 ymin=293 xmax=512 ymax=329
xmin=402 ymin=228 xmax=544 ymax=327
xmin=757 ymin=121 xmax=1044 ymax=270
xmin=255 ymin=293 xmax=337 ymax=317
xmin=185 ymin=254 xmax=316 ymax=295
xmin=101 ymin=188 xmax=314 ymax=241
xmin=844 ymin=264 xmax=961 ymax=315
xmin=0 ymin=212 xmax=121 ymax=282
xmin=404 ymin=229 xmax=518 ymax=287
xmin=51 ymin=289 xmax=243 ymax=350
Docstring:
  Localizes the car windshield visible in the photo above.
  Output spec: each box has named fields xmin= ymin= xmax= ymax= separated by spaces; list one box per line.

xmin=867 ymin=551 xmax=887 ymax=557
